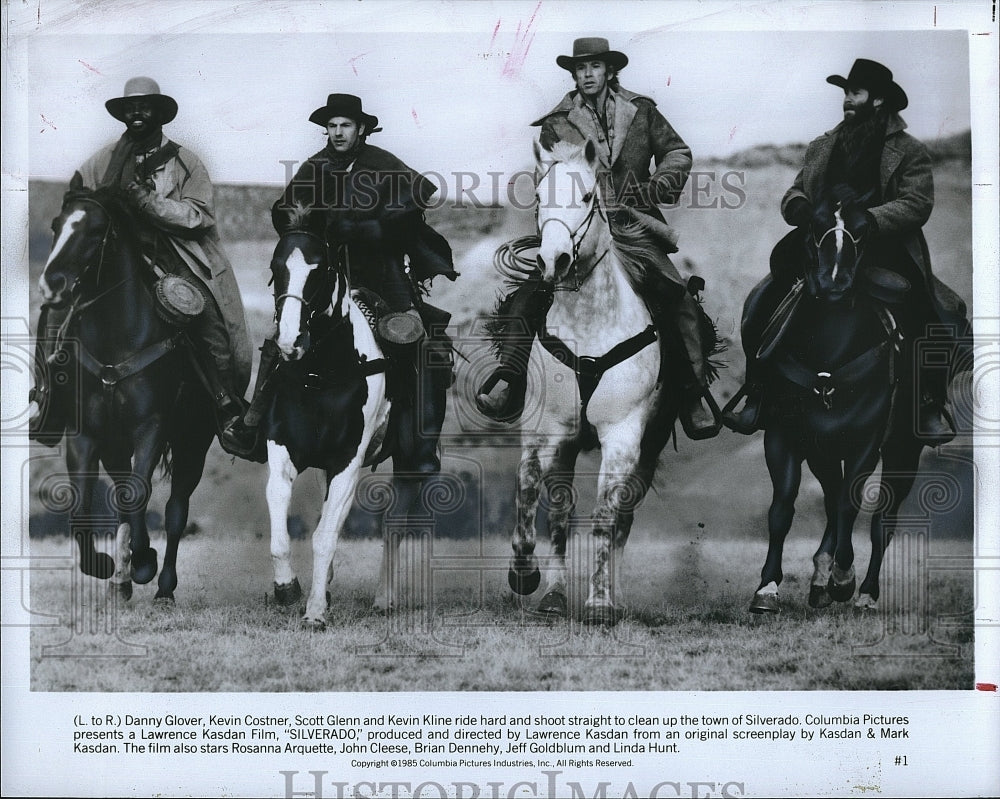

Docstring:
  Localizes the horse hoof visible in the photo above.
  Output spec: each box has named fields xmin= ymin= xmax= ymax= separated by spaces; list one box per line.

xmin=81 ymin=552 xmax=115 ymax=581
xmin=508 ymin=558 xmax=541 ymax=596
xmin=582 ymin=604 xmax=619 ymax=627
xmin=301 ymin=617 xmax=326 ymax=632
xmin=827 ymin=569 xmax=856 ymax=603
xmin=274 ymin=578 xmax=302 ymax=607
xmin=808 ymin=585 xmax=833 ymax=609
xmin=131 ymin=548 xmax=158 ymax=585
xmin=749 ymin=591 xmax=780 ymax=614
xmin=854 ymin=593 xmax=878 ymax=612
xmin=154 ymin=593 xmax=175 ymax=605
xmin=534 ymin=590 xmax=568 ymax=618
xmin=109 ymin=581 xmax=132 ymax=602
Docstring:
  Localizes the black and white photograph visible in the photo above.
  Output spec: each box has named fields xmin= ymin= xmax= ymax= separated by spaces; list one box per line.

xmin=2 ymin=1 xmax=998 ymax=796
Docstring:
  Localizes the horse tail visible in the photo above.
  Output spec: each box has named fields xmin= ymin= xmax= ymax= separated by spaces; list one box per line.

xmin=158 ymin=444 xmax=174 ymax=480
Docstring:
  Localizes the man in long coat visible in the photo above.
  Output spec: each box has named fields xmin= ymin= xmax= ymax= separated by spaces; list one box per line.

xmin=222 ymin=93 xmax=457 ymax=469
xmin=476 ymin=37 xmax=720 ymax=439
xmin=29 ymin=76 xmax=251 ymax=445
xmin=724 ymin=58 xmax=970 ymax=444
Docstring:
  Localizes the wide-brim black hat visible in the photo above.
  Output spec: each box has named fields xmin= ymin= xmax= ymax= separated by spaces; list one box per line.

xmin=308 ymin=93 xmax=381 ymax=132
xmin=827 ymin=58 xmax=908 ymax=111
xmin=556 ymin=37 xmax=628 ymax=72
xmin=105 ymin=76 xmax=178 ymax=124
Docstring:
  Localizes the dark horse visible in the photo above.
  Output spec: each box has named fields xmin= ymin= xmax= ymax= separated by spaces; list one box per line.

xmin=38 ymin=175 xmax=215 ymax=600
xmin=748 ymin=193 xmax=926 ymax=614
xmin=261 ymin=228 xmax=443 ymax=629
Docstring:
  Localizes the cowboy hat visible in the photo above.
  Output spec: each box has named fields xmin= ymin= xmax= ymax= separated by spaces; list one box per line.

xmin=308 ymin=93 xmax=381 ymax=132
xmin=105 ymin=77 xmax=178 ymax=124
xmin=556 ymin=37 xmax=628 ymax=72
xmin=826 ymin=58 xmax=908 ymax=112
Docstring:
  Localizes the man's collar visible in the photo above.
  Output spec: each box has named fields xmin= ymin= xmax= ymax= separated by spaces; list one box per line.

xmin=827 ymin=111 xmax=907 ymax=138
xmin=531 ymin=83 xmax=654 ymax=126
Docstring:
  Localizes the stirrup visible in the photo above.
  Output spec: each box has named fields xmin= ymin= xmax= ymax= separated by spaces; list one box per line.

xmin=475 ymin=367 xmax=525 ymax=423
xmin=220 ymin=417 xmax=267 ymax=463
xmin=721 ymin=383 xmax=763 ymax=435
xmin=679 ymin=388 xmax=722 ymax=441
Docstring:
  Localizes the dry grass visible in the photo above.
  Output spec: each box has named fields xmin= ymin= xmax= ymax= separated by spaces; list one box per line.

xmin=29 ymin=532 xmax=973 ymax=692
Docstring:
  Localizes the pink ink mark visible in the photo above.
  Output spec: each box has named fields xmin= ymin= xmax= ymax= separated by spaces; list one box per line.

xmin=411 ymin=108 xmax=421 ymax=127
xmin=501 ymin=0 xmax=541 ymax=78
xmin=729 ymin=126 xmax=738 ymax=142
xmin=666 ymin=75 xmax=671 ymax=87
xmin=489 ymin=19 xmax=501 ymax=49
xmin=40 ymin=113 xmax=57 ymax=132
xmin=347 ymin=52 xmax=371 ymax=77
xmin=78 ymin=59 xmax=101 ymax=75
xmin=975 ymin=682 xmax=997 ymax=691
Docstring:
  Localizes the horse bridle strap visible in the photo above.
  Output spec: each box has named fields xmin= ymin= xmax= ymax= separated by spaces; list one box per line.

xmin=76 ymin=334 xmax=182 ymax=387
xmin=539 ymin=324 xmax=658 ymax=410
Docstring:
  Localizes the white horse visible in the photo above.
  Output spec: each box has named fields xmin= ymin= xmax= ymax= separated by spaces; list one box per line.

xmin=261 ymin=230 xmax=403 ymax=629
xmin=506 ymin=140 xmax=680 ymax=626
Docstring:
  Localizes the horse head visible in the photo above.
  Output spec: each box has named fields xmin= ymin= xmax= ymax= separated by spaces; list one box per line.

xmin=40 ymin=173 xmax=125 ymax=308
xmin=270 ymin=222 xmax=346 ymax=361
xmin=804 ymin=189 xmax=872 ymax=302
xmin=533 ymin=138 xmax=607 ymax=286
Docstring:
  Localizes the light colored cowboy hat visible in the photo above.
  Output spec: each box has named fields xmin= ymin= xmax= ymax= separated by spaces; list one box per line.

xmin=826 ymin=58 xmax=908 ymax=112
xmin=105 ymin=77 xmax=178 ymax=124
xmin=308 ymin=93 xmax=381 ymax=132
xmin=556 ymin=37 xmax=629 ymax=72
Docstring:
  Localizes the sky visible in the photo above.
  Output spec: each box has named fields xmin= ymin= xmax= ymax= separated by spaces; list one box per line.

xmin=9 ymin=1 xmax=979 ymax=190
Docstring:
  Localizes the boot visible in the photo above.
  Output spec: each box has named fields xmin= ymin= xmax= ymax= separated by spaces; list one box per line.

xmin=673 ymin=292 xmax=721 ymax=440
xmin=476 ymin=364 xmax=528 ymax=423
xmin=220 ymin=339 xmax=280 ymax=462
xmin=917 ymin=393 xmax=955 ymax=446
xmin=475 ymin=281 xmax=550 ymax=423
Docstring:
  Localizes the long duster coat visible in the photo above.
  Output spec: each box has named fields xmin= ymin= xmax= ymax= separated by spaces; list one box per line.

xmin=77 ymin=139 xmax=252 ymax=392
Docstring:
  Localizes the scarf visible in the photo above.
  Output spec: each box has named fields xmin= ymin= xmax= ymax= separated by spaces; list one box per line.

xmin=322 ymin=139 xmax=364 ymax=171
xmin=99 ymin=128 xmax=164 ymax=190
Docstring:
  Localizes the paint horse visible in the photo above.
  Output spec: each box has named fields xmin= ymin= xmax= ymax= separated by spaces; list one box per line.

xmin=261 ymin=228 xmax=430 ymax=629
xmin=747 ymin=193 xmax=925 ymax=613
xmin=37 ymin=177 xmax=216 ymax=601
xmin=505 ymin=139 xmax=686 ymax=626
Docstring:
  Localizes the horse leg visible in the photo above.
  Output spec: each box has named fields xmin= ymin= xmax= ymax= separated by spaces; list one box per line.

xmin=103 ymin=456 xmax=137 ymax=601
xmin=857 ymin=436 xmax=923 ymax=609
xmin=750 ymin=426 xmax=803 ymax=613
xmin=828 ymin=439 xmax=882 ymax=603
xmin=535 ymin=439 xmax=582 ymax=618
xmin=126 ymin=428 xmax=163 ymax=586
xmin=804 ymin=454 xmax=844 ymax=609
xmin=66 ymin=437 xmax=114 ymax=580
xmin=157 ymin=417 xmax=214 ymax=601
xmin=583 ymin=419 xmax=646 ymax=627
xmin=301 ymin=458 xmax=365 ymax=630
xmin=266 ymin=442 xmax=302 ymax=608
xmin=508 ymin=443 xmax=555 ymax=596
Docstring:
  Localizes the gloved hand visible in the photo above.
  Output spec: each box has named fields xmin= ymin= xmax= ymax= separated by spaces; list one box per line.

xmin=125 ymin=180 xmax=155 ymax=209
xmin=785 ymin=196 xmax=813 ymax=228
xmin=842 ymin=206 xmax=876 ymax=240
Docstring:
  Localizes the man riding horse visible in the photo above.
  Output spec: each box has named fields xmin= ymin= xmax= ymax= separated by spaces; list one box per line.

xmin=723 ymin=59 xmax=971 ymax=444
xmin=475 ymin=37 xmax=721 ymax=439
xmin=29 ymin=76 xmax=252 ymax=445
xmin=222 ymin=93 xmax=457 ymax=471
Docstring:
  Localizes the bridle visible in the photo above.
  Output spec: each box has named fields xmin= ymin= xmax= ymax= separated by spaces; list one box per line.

xmin=536 ymin=163 xmax=610 ymax=292
xmin=272 ymin=231 xmax=347 ymax=337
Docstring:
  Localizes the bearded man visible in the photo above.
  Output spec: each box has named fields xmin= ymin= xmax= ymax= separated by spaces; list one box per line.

xmin=723 ymin=58 xmax=971 ymax=444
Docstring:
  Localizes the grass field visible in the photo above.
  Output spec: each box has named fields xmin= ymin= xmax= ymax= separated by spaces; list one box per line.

xmin=29 ymin=529 xmax=973 ymax=692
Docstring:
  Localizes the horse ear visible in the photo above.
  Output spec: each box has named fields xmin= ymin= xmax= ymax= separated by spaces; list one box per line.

xmin=533 ymin=138 xmax=552 ymax=166
xmin=584 ymin=139 xmax=597 ymax=167
xmin=69 ymin=171 xmax=84 ymax=192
